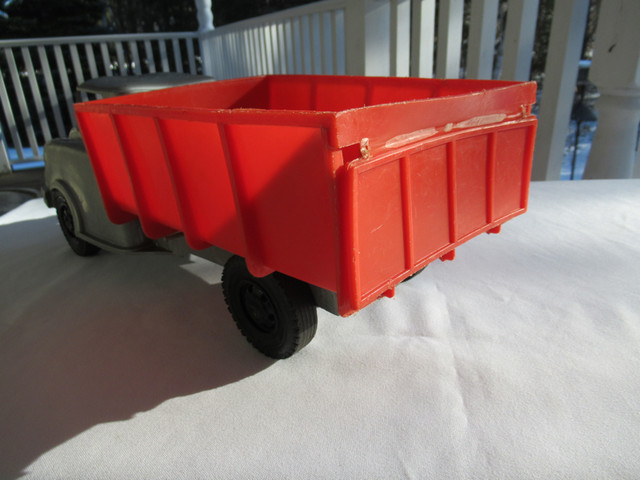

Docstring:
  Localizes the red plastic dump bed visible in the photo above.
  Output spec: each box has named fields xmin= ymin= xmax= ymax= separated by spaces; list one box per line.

xmin=75 ymin=75 xmax=537 ymax=316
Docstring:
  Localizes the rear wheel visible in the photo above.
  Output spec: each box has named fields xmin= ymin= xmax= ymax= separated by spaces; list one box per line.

xmin=402 ymin=266 xmax=426 ymax=283
xmin=53 ymin=190 xmax=100 ymax=257
xmin=222 ymin=256 xmax=317 ymax=359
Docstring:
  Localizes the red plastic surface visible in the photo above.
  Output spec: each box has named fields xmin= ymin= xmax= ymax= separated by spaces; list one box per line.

xmin=74 ymin=75 xmax=537 ymax=316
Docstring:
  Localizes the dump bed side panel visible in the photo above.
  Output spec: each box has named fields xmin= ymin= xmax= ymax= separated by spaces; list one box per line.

xmin=111 ymin=114 xmax=182 ymax=239
xmin=338 ymin=118 xmax=537 ymax=316
xmin=75 ymin=111 xmax=138 ymax=225
xmin=156 ymin=118 xmax=244 ymax=253
xmin=78 ymin=105 xmax=340 ymax=292
xmin=77 ymin=110 xmax=247 ymax=256
xmin=221 ymin=124 xmax=339 ymax=292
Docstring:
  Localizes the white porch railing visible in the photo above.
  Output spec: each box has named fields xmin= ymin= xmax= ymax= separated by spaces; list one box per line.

xmin=200 ymin=0 xmax=598 ymax=182
xmin=201 ymin=0 xmax=447 ymax=79
xmin=1 ymin=0 xmax=637 ymax=179
xmin=0 ymin=31 xmax=201 ymax=171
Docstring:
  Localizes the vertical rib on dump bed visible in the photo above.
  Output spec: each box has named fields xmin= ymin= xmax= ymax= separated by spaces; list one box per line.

xmin=74 ymin=75 xmax=537 ymax=316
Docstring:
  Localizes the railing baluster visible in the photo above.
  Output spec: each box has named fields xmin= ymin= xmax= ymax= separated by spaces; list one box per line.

xmin=234 ymin=31 xmax=246 ymax=77
xmin=467 ymin=0 xmax=500 ymax=79
xmin=252 ymin=26 xmax=261 ymax=75
xmin=271 ymin=23 xmax=280 ymax=74
xmin=37 ymin=45 xmax=66 ymax=137
xmin=218 ymin=36 xmax=228 ymax=78
xmin=84 ymin=43 xmax=99 ymax=79
xmin=159 ymin=40 xmax=170 ymax=72
xmin=236 ymin=31 xmax=246 ymax=77
xmin=258 ymin=25 xmax=267 ymax=74
xmin=240 ymin=29 xmax=250 ymax=76
xmin=277 ymin=22 xmax=286 ymax=74
xmin=224 ymin=33 xmax=232 ymax=78
xmin=261 ymin=24 xmax=270 ymax=74
xmin=144 ymin=40 xmax=156 ymax=73
xmin=390 ymin=0 xmax=398 ymax=76
xmin=210 ymin=35 xmax=221 ymax=78
xmin=21 ymin=46 xmax=52 ymax=142
xmin=241 ymin=31 xmax=249 ymax=76
xmin=436 ymin=0 xmax=464 ymax=78
xmin=261 ymin=24 xmax=268 ymax=74
xmin=396 ymin=0 xmax=411 ymax=77
xmin=330 ymin=10 xmax=338 ymax=75
xmin=99 ymin=42 xmax=113 ymax=76
xmin=0 ymin=57 xmax=24 ymax=161
xmin=284 ymin=19 xmax=295 ymax=74
xmin=319 ymin=12 xmax=328 ymax=74
xmin=238 ymin=29 xmax=246 ymax=76
xmin=233 ymin=30 xmax=243 ymax=77
xmin=186 ymin=37 xmax=196 ymax=74
xmin=310 ymin=14 xmax=319 ymax=74
xmin=261 ymin=24 xmax=271 ymax=74
xmin=128 ymin=41 xmax=142 ymax=74
xmin=172 ymin=38 xmax=183 ymax=72
xmin=229 ymin=32 xmax=239 ymax=78
xmin=53 ymin=45 xmax=76 ymax=126
xmin=247 ymin=27 xmax=258 ymax=75
xmin=335 ymin=8 xmax=346 ymax=75
xmin=227 ymin=34 xmax=234 ymax=77
xmin=294 ymin=17 xmax=303 ymax=74
xmin=306 ymin=14 xmax=313 ymax=74
xmin=70 ymin=43 xmax=87 ymax=101
xmin=248 ymin=26 xmax=257 ymax=75
xmin=302 ymin=15 xmax=311 ymax=74
xmin=411 ymin=0 xmax=436 ymax=78
xmin=114 ymin=41 xmax=127 ymax=75
xmin=5 ymin=48 xmax=40 ymax=156
xmin=251 ymin=26 xmax=260 ymax=75
xmin=223 ymin=34 xmax=232 ymax=78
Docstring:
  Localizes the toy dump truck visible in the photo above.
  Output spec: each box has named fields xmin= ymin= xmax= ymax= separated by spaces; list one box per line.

xmin=44 ymin=74 xmax=537 ymax=359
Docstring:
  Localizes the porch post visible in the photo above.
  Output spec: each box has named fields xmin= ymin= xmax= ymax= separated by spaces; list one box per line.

xmin=531 ymin=0 xmax=589 ymax=181
xmin=583 ymin=0 xmax=640 ymax=179
xmin=344 ymin=0 xmax=394 ymax=76
xmin=195 ymin=0 xmax=215 ymax=77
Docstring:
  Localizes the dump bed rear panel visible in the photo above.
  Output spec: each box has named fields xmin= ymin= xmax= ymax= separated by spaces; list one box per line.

xmin=74 ymin=75 xmax=537 ymax=316
xmin=338 ymin=118 xmax=536 ymax=315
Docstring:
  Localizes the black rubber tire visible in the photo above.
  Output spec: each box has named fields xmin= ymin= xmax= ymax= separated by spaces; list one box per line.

xmin=222 ymin=256 xmax=317 ymax=359
xmin=402 ymin=266 xmax=426 ymax=283
xmin=53 ymin=190 xmax=100 ymax=257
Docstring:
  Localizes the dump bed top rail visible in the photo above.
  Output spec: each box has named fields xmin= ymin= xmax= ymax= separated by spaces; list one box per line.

xmin=75 ymin=75 xmax=536 ymax=151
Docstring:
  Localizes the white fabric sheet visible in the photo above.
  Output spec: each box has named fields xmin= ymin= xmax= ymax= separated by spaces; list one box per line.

xmin=1 ymin=179 xmax=639 ymax=479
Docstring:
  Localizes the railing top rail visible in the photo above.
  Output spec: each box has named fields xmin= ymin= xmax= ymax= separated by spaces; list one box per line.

xmin=0 ymin=31 xmax=199 ymax=49
xmin=205 ymin=0 xmax=347 ymax=36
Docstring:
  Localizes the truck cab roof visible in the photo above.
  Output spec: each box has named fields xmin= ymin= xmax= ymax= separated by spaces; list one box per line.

xmin=77 ymin=73 xmax=214 ymax=98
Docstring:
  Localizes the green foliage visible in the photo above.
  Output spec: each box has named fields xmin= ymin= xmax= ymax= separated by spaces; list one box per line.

xmin=0 ymin=0 xmax=318 ymax=39
xmin=0 ymin=0 xmax=108 ymax=38
xmin=0 ymin=0 xmax=199 ymax=38
xmin=213 ymin=0 xmax=316 ymax=27
xmin=105 ymin=0 xmax=197 ymax=33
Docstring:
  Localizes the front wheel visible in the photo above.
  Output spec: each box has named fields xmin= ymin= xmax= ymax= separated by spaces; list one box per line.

xmin=53 ymin=190 xmax=100 ymax=257
xmin=222 ymin=256 xmax=317 ymax=359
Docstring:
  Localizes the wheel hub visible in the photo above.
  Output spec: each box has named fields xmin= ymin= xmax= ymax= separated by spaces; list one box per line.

xmin=60 ymin=205 xmax=75 ymax=235
xmin=240 ymin=281 xmax=277 ymax=333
